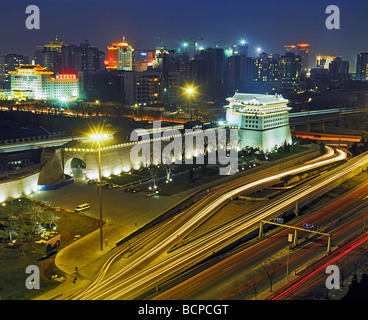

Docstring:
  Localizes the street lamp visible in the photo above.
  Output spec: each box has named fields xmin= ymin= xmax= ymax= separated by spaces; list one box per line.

xmin=90 ymin=131 xmax=109 ymax=251
xmin=186 ymin=87 xmax=194 ymax=120
xmin=95 ymin=100 xmax=101 ymax=116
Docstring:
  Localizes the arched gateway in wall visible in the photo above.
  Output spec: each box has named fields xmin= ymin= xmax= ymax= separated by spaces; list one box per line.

xmin=62 ymin=127 xmax=220 ymax=180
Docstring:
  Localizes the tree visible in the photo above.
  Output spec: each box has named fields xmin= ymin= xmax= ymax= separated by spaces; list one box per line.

xmin=5 ymin=225 xmax=18 ymax=242
xmin=42 ymin=211 xmax=60 ymax=229
xmin=261 ymin=259 xmax=281 ymax=292
xmin=164 ymin=164 xmax=173 ymax=182
xmin=35 ymin=223 xmax=46 ymax=236
xmin=148 ymin=165 xmax=159 ymax=189
xmin=249 ymin=273 xmax=259 ymax=300
xmin=361 ymin=131 xmax=368 ymax=151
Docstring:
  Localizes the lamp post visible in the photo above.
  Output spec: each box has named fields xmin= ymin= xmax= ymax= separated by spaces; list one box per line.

xmin=186 ymin=87 xmax=194 ymax=120
xmin=95 ymin=100 xmax=100 ymax=117
xmin=90 ymin=132 xmax=108 ymax=251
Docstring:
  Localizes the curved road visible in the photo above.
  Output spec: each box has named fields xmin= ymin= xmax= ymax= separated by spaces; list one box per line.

xmin=71 ymin=146 xmax=349 ymax=300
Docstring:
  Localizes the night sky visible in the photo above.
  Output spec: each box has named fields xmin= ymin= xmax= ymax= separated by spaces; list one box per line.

xmin=0 ymin=0 xmax=366 ymax=70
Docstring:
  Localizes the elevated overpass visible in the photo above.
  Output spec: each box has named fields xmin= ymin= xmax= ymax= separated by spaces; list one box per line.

xmin=289 ymin=107 xmax=365 ymax=132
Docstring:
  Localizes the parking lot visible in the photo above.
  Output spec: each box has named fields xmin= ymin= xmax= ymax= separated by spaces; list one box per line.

xmin=30 ymin=178 xmax=190 ymax=233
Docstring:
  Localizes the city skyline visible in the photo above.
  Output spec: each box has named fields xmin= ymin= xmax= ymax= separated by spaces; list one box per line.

xmin=2 ymin=0 xmax=368 ymax=306
xmin=0 ymin=0 xmax=366 ymax=70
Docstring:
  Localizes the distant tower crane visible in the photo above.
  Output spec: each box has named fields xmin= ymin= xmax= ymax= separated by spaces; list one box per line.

xmin=154 ymin=35 xmax=204 ymax=57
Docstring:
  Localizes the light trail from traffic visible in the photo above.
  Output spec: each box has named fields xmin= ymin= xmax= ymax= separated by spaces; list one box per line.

xmin=71 ymin=146 xmax=350 ymax=300
xmin=216 ymin=184 xmax=368 ymax=300
xmin=294 ymin=131 xmax=361 ymax=143
xmin=268 ymin=229 xmax=368 ymax=300
xmin=158 ymin=182 xmax=368 ymax=300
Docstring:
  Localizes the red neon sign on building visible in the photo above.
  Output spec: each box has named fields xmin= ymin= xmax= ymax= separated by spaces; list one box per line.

xmin=56 ymin=74 xmax=77 ymax=80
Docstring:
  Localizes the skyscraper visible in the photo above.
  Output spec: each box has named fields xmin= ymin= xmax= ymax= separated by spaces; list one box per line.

xmin=279 ymin=52 xmax=302 ymax=93
xmin=252 ymin=52 xmax=280 ymax=83
xmin=0 ymin=54 xmax=29 ymax=88
xmin=106 ymin=39 xmax=133 ymax=71
xmin=228 ymin=55 xmax=249 ymax=91
xmin=61 ymin=41 xmax=105 ymax=73
xmin=297 ymin=43 xmax=309 ymax=73
xmin=189 ymin=47 xmax=226 ymax=100
xmin=35 ymin=37 xmax=66 ymax=73
xmin=356 ymin=53 xmax=368 ymax=81
xmin=329 ymin=57 xmax=349 ymax=81
xmin=316 ymin=55 xmax=336 ymax=70
xmin=284 ymin=45 xmax=297 ymax=54
xmin=124 ymin=70 xmax=180 ymax=108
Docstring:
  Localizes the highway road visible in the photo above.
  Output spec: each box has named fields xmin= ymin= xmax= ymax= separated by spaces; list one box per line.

xmin=266 ymin=223 xmax=368 ymax=300
xmin=69 ymin=145 xmax=350 ymax=300
xmin=153 ymin=180 xmax=368 ymax=300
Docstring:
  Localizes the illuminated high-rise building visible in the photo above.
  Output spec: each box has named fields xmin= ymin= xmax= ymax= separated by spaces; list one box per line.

xmin=284 ymin=44 xmax=309 ymax=74
xmin=124 ymin=70 xmax=180 ymax=108
xmin=106 ymin=38 xmax=133 ymax=71
xmin=252 ymin=52 xmax=280 ymax=83
xmin=35 ymin=37 xmax=67 ymax=73
xmin=316 ymin=55 xmax=336 ymax=70
xmin=279 ymin=52 xmax=302 ymax=93
xmin=297 ymin=43 xmax=309 ymax=73
xmin=284 ymin=45 xmax=297 ymax=54
xmin=9 ymin=64 xmax=79 ymax=100
xmin=43 ymin=36 xmax=65 ymax=53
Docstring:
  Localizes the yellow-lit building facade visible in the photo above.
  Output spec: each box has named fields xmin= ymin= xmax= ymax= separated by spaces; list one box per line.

xmin=106 ymin=40 xmax=133 ymax=71
xmin=9 ymin=64 xmax=79 ymax=101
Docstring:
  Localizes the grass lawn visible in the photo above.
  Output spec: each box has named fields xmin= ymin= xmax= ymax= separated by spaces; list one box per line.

xmin=0 ymin=198 xmax=99 ymax=300
xmin=158 ymin=166 xmax=226 ymax=196
xmin=187 ymin=198 xmax=259 ymax=240
xmin=267 ymin=144 xmax=309 ymax=161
